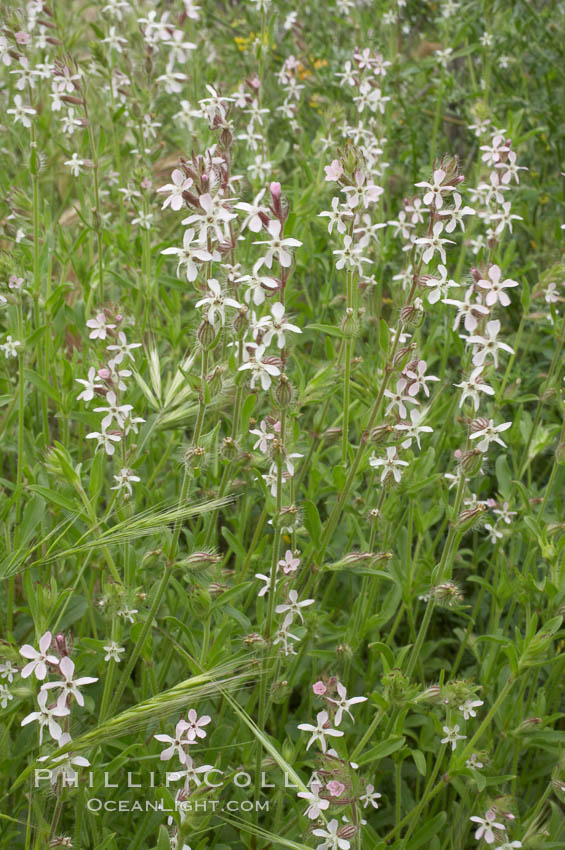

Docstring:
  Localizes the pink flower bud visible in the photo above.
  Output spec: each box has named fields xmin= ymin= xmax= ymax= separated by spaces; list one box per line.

xmin=98 ymin=368 xmax=111 ymax=379
xmin=15 ymin=31 xmax=30 ymax=45
xmin=270 ymin=182 xmax=282 ymax=202
xmin=313 ymin=681 xmax=327 ymax=696
xmin=141 ymin=177 xmax=152 ymax=190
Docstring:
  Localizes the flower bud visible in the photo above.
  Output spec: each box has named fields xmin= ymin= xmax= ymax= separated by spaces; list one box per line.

xmin=454 ymin=503 xmax=486 ymax=530
xmin=391 ymin=343 xmax=416 ymax=370
xmin=243 ymin=633 xmax=266 ymax=649
xmin=271 ymin=679 xmax=291 ymax=704
xmin=430 ymin=581 xmax=463 ymax=605
xmin=207 ymin=365 xmax=223 ymax=396
xmin=341 ymin=308 xmax=358 ymax=338
xmin=338 ymin=825 xmax=357 ymax=840
xmin=275 ymin=374 xmax=293 ymax=408
xmin=177 ymin=552 xmax=222 ymax=571
xmin=368 ymin=424 xmax=393 ymax=444
xmin=233 ymin=306 xmax=249 ymax=335
xmin=197 ymin=319 xmax=217 ymax=350
xmin=221 ymin=436 xmax=239 ymax=460
xmin=459 ymin=448 xmax=483 ymax=476
xmin=187 ymin=585 xmax=212 ymax=619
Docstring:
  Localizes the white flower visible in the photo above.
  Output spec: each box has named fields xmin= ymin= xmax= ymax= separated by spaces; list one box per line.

xmin=312 ymin=818 xmax=350 ymax=850
xmin=103 ymin=642 xmax=126 ymax=662
xmin=7 ymin=94 xmax=37 ymax=127
xmin=272 ymin=613 xmax=301 ymax=656
xmin=86 ymin=428 xmax=121 ymax=455
xmin=111 ymin=467 xmax=141 ymax=497
xmin=297 ymin=782 xmax=330 ymax=820
xmin=298 ymin=711 xmax=344 ymax=753
xmin=65 ymin=153 xmax=85 ymax=176
xmin=235 ymin=189 xmax=268 ymax=232
xmin=250 ymin=420 xmax=275 ymax=453
xmin=61 ymin=108 xmax=83 ymax=135
xmin=395 ymin=409 xmax=433 ymax=450
xmin=256 ymin=302 xmax=302 ymax=348
xmin=476 ymin=265 xmax=519 ymax=307
xmin=369 ymin=446 xmax=409 ymax=483
xmin=21 ymin=690 xmax=70 ymax=744
xmin=19 ymin=632 xmax=59 ymax=681
xmin=465 ymin=319 xmax=514 ymax=368
xmin=236 ymin=266 xmax=279 ymax=306
xmin=469 ymin=810 xmax=507 ymax=844
xmin=76 ymin=367 xmax=104 ymax=402
xmin=238 ymin=344 xmax=280 ymax=390
xmin=102 ymin=26 xmax=128 ymax=51
xmin=443 ymin=288 xmax=490 ymax=332
xmin=182 ymin=192 xmax=236 ymax=245
xmin=0 ymin=661 xmax=18 ymax=683
xmin=254 ymin=219 xmax=302 ymax=269
xmin=404 ymin=360 xmax=440 ymax=397
xmin=458 ymin=699 xmax=484 ymax=720
xmin=440 ymin=724 xmax=466 ymax=750
xmin=425 ymin=264 xmax=459 ymax=304
xmin=41 ymin=656 xmax=98 ymax=708
xmin=438 ymin=192 xmax=475 ymax=232
xmin=195 ymin=278 xmax=241 ymax=326
xmin=384 ymin=377 xmax=419 ymax=418
xmin=0 ymin=335 xmax=22 ymax=358
xmin=333 ymin=234 xmax=371 ymax=271
xmin=469 ymin=420 xmax=512 ymax=452
xmin=106 ymin=331 xmax=142 ymax=364
xmin=480 ymin=134 xmax=509 ymax=166
xmin=94 ymin=390 xmax=133 ymax=430
xmin=155 ymin=719 xmax=192 ymax=764
xmin=275 ymin=589 xmax=314 ymax=624
xmin=131 ymin=211 xmax=153 ymax=229
xmin=416 ymin=221 xmax=455 ymax=265
xmin=415 ymin=168 xmax=455 ymax=209
xmin=484 ymin=522 xmax=503 ymax=544
xmin=157 ymin=169 xmax=193 ymax=211
xmin=455 ymin=367 xmax=495 ymax=411
xmin=327 ymin=682 xmax=367 ymax=725
xmin=86 ymin=312 xmax=116 ymax=340
xmin=466 ymin=752 xmax=484 ymax=769
xmin=255 ymin=573 xmax=277 ymax=597
xmin=117 ymin=605 xmax=138 ymax=623
xmin=319 ymin=197 xmax=354 ymax=235
xmin=489 ymin=201 xmax=522 ymax=235
xmin=360 ymin=783 xmax=381 ymax=808
xmin=493 ymin=502 xmax=517 ymax=525
xmin=0 ymin=684 xmax=14 ymax=708
xmin=161 ymin=228 xmax=213 ymax=282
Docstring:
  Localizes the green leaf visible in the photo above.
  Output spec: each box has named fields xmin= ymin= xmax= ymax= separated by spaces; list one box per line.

xmin=357 ymin=736 xmax=405 ymax=765
xmin=303 ymin=499 xmax=322 ymax=545
xmin=306 ymin=323 xmax=345 ymax=339
xmin=407 ymin=811 xmax=447 ymax=850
